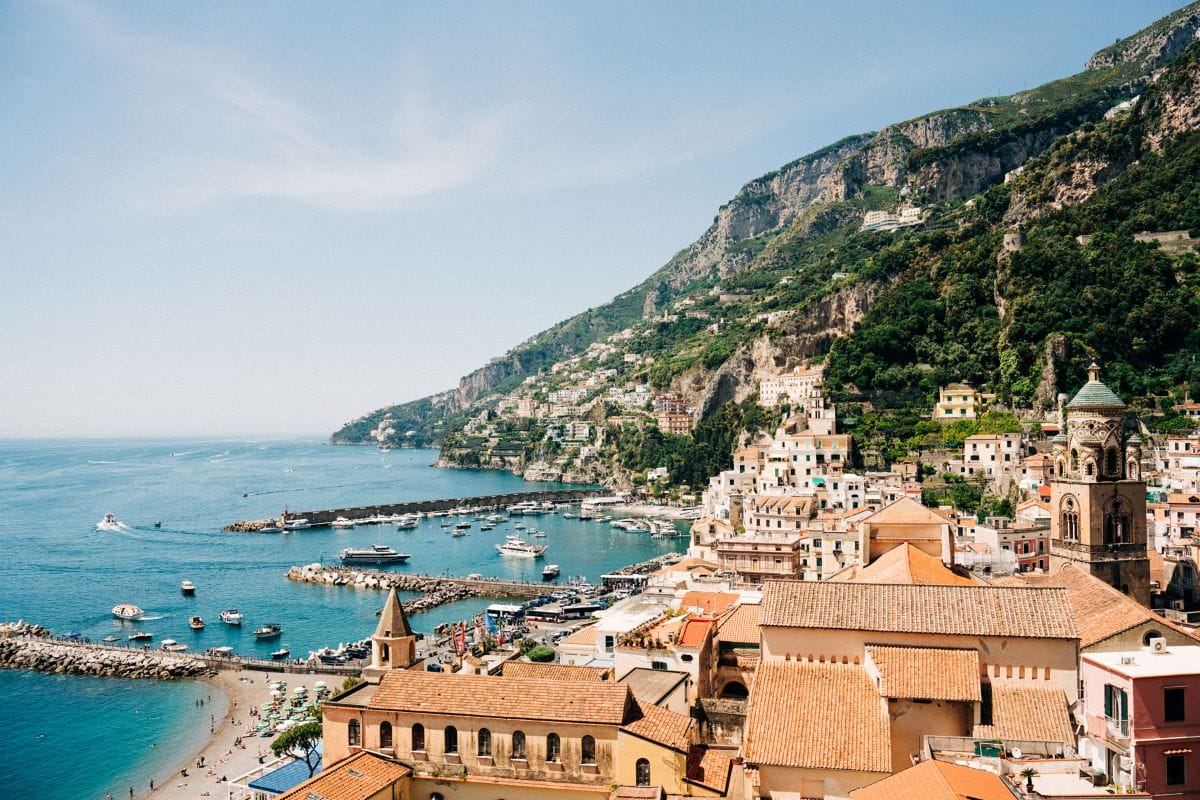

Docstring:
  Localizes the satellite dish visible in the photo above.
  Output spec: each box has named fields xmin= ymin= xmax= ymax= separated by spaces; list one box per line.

xmin=1012 ymin=747 xmax=1023 ymax=759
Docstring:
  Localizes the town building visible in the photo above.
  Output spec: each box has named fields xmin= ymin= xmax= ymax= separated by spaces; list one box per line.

xmin=656 ymin=411 xmax=693 ymax=436
xmin=932 ymin=383 xmax=992 ymax=419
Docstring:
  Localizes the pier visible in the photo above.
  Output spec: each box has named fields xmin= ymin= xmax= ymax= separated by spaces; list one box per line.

xmin=286 ymin=564 xmax=551 ymax=600
xmin=224 ymin=488 xmax=606 ymax=532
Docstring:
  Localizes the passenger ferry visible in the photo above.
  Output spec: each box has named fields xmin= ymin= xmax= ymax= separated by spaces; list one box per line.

xmin=339 ymin=545 xmax=411 ymax=565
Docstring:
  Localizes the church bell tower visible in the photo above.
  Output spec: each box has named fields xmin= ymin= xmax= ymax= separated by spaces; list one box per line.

xmin=362 ymin=586 xmax=419 ymax=683
xmin=1049 ymin=363 xmax=1150 ymax=605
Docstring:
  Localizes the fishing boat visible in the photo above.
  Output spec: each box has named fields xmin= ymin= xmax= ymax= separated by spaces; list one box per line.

xmin=271 ymin=648 xmax=290 ymax=660
xmin=188 ymin=615 xmax=205 ymax=630
xmin=253 ymin=623 xmax=282 ymax=639
xmin=220 ymin=609 xmax=244 ymax=626
xmin=111 ymin=604 xmax=144 ymax=621
xmin=339 ymin=545 xmax=411 ymax=565
xmin=331 ymin=517 xmax=355 ymax=529
xmin=542 ymin=564 xmax=561 ymax=580
xmin=180 ymin=580 xmax=195 ymax=595
xmin=455 ymin=520 xmax=471 ymax=530
xmin=496 ymin=536 xmax=547 ymax=559
xmin=128 ymin=631 xmax=153 ymax=642
xmin=160 ymin=639 xmax=189 ymax=653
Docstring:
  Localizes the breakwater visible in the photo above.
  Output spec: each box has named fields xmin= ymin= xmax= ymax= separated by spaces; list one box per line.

xmin=0 ymin=633 xmax=210 ymax=679
xmin=225 ymin=488 xmax=605 ymax=531
xmin=286 ymin=564 xmax=548 ymax=606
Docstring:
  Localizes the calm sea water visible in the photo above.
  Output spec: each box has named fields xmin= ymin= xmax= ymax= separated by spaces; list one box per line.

xmin=0 ymin=438 xmax=685 ymax=800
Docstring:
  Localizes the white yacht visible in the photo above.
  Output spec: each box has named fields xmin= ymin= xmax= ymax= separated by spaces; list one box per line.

xmin=331 ymin=517 xmax=355 ymax=529
xmin=111 ymin=604 xmax=144 ymax=620
xmin=496 ymin=536 xmax=547 ymax=559
xmin=220 ymin=609 xmax=244 ymax=626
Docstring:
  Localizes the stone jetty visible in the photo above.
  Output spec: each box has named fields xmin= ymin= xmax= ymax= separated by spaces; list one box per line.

xmin=286 ymin=564 xmax=546 ymax=614
xmin=0 ymin=630 xmax=211 ymax=680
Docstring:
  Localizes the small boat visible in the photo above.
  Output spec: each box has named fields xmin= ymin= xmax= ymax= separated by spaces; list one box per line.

xmin=395 ymin=514 xmax=420 ymax=529
xmin=480 ymin=523 xmax=495 ymax=531
xmin=271 ymin=648 xmax=290 ymax=660
xmin=128 ymin=631 xmax=153 ymax=642
xmin=160 ymin=639 xmax=188 ymax=653
xmin=111 ymin=604 xmax=144 ymax=620
xmin=284 ymin=518 xmax=311 ymax=530
xmin=254 ymin=623 xmax=282 ymax=639
xmin=180 ymin=580 xmax=195 ymax=595
xmin=331 ymin=517 xmax=355 ymax=529
xmin=189 ymin=616 xmax=205 ymax=630
xmin=542 ymin=564 xmax=561 ymax=580
xmin=153 ymin=520 xmax=162 ymax=528
xmin=530 ymin=530 xmax=547 ymax=538
xmin=455 ymin=520 xmax=471 ymax=530
xmin=339 ymin=545 xmax=412 ymax=565
xmin=102 ymin=635 xmax=121 ymax=643
xmin=451 ymin=529 xmax=467 ymax=537
xmin=208 ymin=646 xmax=234 ymax=656
xmin=220 ymin=609 xmax=244 ymax=626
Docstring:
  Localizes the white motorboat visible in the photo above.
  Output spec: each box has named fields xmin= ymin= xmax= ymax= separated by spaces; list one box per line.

xmin=395 ymin=514 xmax=420 ymax=529
xmin=111 ymin=604 xmax=144 ymax=620
xmin=496 ymin=536 xmax=547 ymax=559
xmin=331 ymin=517 xmax=355 ymax=529
xmin=97 ymin=513 xmax=125 ymax=531
xmin=542 ymin=564 xmax=561 ymax=580
xmin=180 ymin=580 xmax=195 ymax=595
xmin=284 ymin=517 xmax=311 ymax=530
xmin=160 ymin=639 xmax=188 ymax=653
xmin=220 ymin=609 xmax=244 ymax=626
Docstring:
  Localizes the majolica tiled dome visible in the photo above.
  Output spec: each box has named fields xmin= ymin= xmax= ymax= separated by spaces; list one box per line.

xmin=1066 ymin=362 xmax=1126 ymax=411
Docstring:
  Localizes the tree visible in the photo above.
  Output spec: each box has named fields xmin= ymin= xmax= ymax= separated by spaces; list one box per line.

xmin=271 ymin=721 xmax=323 ymax=777
xmin=526 ymin=645 xmax=556 ymax=662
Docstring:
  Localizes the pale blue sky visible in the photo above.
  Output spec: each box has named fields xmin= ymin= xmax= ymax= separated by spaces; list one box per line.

xmin=0 ymin=1 xmax=1182 ymax=437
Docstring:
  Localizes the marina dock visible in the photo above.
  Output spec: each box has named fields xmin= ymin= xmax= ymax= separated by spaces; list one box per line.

xmin=286 ymin=565 xmax=552 ymax=600
xmin=224 ymin=488 xmax=606 ymax=532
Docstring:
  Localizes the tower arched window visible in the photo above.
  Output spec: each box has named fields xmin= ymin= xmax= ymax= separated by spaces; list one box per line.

xmin=444 ymin=725 xmax=458 ymax=754
xmin=546 ymin=732 xmax=561 ymax=762
xmin=1105 ymin=498 xmax=1131 ymax=544
xmin=348 ymin=719 xmax=361 ymax=747
xmin=636 ymin=758 xmax=651 ymax=786
xmin=1061 ymin=497 xmax=1079 ymax=542
xmin=1085 ymin=459 xmax=1095 ymax=477
xmin=581 ymin=735 xmax=596 ymax=765
xmin=478 ymin=727 xmax=492 ymax=757
xmin=379 ymin=721 xmax=392 ymax=749
xmin=412 ymin=722 xmax=425 ymax=752
xmin=512 ymin=730 xmax=526 ymax=759
xmin=1071 ymin=449 xmax=1079 ymax=473
xmin=1106 ymin=447 xmax=1119 ymax=476
xmin=378 ymin=642 xmax=389 ymax=663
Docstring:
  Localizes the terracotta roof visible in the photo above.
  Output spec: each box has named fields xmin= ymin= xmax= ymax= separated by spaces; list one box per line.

xmin=1023 ymin=564 xmax=1200 ymax=648
xmin=370 ymin=670 xmax=633 ymax=725
xmin=621 ymin=697 xmax=692 ymax=752
xmin=835 ymin=543 xmax=981 ymax=586
xmin=744 ymin=660 xmax=890 ymax=773
xmin=501 ymin=662 xmax=612 ymax=682
xmin=752 ymin=495 xmax=814 ymax=515
xmin=849 ymin=758 xmax=1014 ymax=800
xmin=865 ymin=645 xmax=981 ymax=701
xmin=761 ymin=581 xmax=1079 ymax=640
xmin=558 ymin=624 xmax=598 ymax=647
xmin=864 ymin=497 xmax=952 ymax=529
xmin=679 ymin=591 xmax=739 ymax=616
xmin=716 ymin=603 xmax=761 ymax=645
xmin=650 ymin=557 xmax=720 ymax=577
xmin=677 ymin=617 xmax=715 ymax=648
xmin=686 ymin=746 xmax=736 ymax=793
xmin=276 ymin=751 xmax=410 ymax=800
xmin=985 ymin=684 xmax=1074 ymax=747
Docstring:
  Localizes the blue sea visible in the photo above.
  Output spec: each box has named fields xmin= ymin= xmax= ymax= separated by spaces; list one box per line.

xmin=0 ymin=438 xmax=685 ymax=800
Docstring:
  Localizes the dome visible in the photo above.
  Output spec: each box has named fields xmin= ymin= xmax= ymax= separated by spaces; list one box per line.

xmin=1127 ymin=433 xmax=1143 ymax=446
xmin=1066 ymin=362 xmax=1126 ymax=411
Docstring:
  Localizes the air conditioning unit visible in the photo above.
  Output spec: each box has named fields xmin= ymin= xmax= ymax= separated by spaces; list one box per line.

xmin=1151 ymin=636 xmax=1169 ymax=654
xmin=1121 ymin=656 xmax=1137 ymax=665
xmin=1119 ymin=755 xmax=1132 ymax=771
xmin=1173 ymin=599 xmax=1187 ymax=611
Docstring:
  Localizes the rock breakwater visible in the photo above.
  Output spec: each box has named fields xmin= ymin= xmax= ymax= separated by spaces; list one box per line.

xmin=0 ymin=632 xmax=211 ymax=680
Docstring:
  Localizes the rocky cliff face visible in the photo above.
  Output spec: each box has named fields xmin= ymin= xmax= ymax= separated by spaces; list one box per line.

xmin=1086 ymin=2 xmax=1200 ymax=71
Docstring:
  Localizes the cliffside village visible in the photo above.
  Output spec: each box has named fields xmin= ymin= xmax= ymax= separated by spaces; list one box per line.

xmin=244 ymin=364 xmax=1200 ymax=800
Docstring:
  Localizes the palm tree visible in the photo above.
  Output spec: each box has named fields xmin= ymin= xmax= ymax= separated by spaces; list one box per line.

xmin=1020 ymin=767 xmax=1039 ymax=793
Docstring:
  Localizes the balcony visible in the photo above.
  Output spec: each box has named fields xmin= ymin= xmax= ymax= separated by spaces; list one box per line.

xmin=1085 ymin=713 xmax=1129 ymax=747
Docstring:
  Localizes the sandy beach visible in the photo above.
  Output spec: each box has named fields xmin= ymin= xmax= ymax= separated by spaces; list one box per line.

xmin=142 ymin=671 xmax=334 ymax=800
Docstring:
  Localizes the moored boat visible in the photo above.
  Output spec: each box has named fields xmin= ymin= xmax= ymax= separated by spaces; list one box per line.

xmin=111 ymin=603 xmax=144 ymax=620
xmin=102 ymin=635 xmax=121 ymax=643
xmin=189 ymin=616 xmax=205 ymax=630
xmin=180 ymin=580 xmax=195 ymax=595
xmin=160 ymin=639 xmax=188 ymax=653
xmin=542 ymin=564 xmax=561 ymax=580
xmin=496 ymin=536 xmax=547 ymax=559
xmin=272 ymin=648 xmax=290 ymax=660
xmin=339 ymin=545 xmax=411 ymax=565
xmin=220 ymin=609 xmax=244 ymax=626
xmin=128 ymin=631 xmax=153 ymax=642
xmin=253 ymin=623 xmax=282 ymax=639
xmin=331 ymin=516 xmax=355 ymax=529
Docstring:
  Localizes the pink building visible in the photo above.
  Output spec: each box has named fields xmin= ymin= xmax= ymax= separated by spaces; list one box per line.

xmin=1081 ymin=643 xmax=1200 ymax=796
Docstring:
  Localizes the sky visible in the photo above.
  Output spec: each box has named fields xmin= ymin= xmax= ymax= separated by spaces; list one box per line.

xmin=0 ymin=1 xmax=1184 ymax=437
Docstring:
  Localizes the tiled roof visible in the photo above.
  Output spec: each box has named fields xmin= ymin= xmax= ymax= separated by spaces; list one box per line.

xmin=371 ymin=670 xmax=632 ymax=725
xmin=558 ymin=624 xmax=598 ymax=647
xmin=620 ymin=697 xmax=692 ymax=752
xmin=686 ymin=746 xmax=736 ymax=793
xmin=849 ymin=758 xmax=1013 ymax=800
xmin=835 ymin=543 xmax=981 ymax=586
xmin=619 ymin=667 xmax=689 ymax=705
xmin=677 ymin=617 xmax=715 ymax=648
xmin=679 ymin=591 xmax=739 ymax=615
xmin=501 ymin=662 xmax=612 ymax=682
xmin=276 ymin=751 xmax=410 ymax=800
xmin=761 ymin=581 xmax=1079 ymax=639
xmin=864 ymin=497 xmax=951 ymax=529
xmin=1068 ymin=377 xmax=1125 ymax=410
xmin=865 ymin=645 xmax=981 ymax=701
xmin=373 ymin=586 xmax=412 ymax=638
xmin=1023 ymin=564 xmax=1200 ymax=648
xmin=716 ymin=603 xmax=761 ymax=645
xmin=744 ymin=660 xmax=890 ymax=773
xmin=650 ymin=557 xmax=720 ymax=576
xmin=985 ymin=684 xmax=1074 ymax=747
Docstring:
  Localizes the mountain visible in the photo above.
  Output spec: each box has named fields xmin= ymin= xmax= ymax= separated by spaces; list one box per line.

xmin=333 ymin=3 xmax=1200 ymax=471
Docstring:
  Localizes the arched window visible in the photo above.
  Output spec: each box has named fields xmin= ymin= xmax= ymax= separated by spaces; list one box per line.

xmin=1106 ymin=447 xmax=1119 ymax=476
xmin=546 ymin=732 xmax=561 ymax=762
xmin=581 ymin=735 xmax=596 ymax=765
xmin=378 ymin=642 xmax=389 ymax=663
xmin=512 ymin=730 xmax=526 ymax=759
xmin=348 ymin=719 xmax=361 ymax=747
xmin=1056 ymin=458 xmax=1066 ymax=477
xmin=1060 ymin=497 xmax=1079 ymax=543
xmin=1105 ymin=498 xmax=1131 ymax=544
xmin=1070 ymin=449 xmax=1079 ymax=473
xmin=1085 ymin=459 xmax=1095 ymax=477
xmin=444 ymin=725 xmax=458 ymax=754
xmin=478 ymin=727 xmax=492 ymax=757
xmin=412 ymin=722 xmax=425 ymax=752
xmin=636 ymin=758 xmax=651 ymax=786
xmin=379 ymin=721 xmax=392 ymax=749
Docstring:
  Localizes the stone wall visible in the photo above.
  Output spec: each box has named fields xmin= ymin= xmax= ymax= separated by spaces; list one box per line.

xmin=0 ymin=634 xmax=211 ymax=680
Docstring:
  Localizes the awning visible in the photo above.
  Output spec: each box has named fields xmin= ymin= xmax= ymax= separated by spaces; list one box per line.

xmin=248 ymin=748 xmax=323 ymax=795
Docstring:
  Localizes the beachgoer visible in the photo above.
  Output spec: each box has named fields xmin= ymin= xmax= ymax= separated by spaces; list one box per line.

xmin=148 ymin=779 xmax=153 ymax=791
xmin=129 ymin=788 xmax=133 ymax=799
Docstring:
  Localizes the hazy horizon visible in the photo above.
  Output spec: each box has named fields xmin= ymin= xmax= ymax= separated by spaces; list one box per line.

xmin=2 ymin=0 xmax=1183 ymax=437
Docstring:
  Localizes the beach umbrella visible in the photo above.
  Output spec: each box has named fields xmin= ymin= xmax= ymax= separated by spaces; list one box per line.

xmin=314 ymin=681 xmax=326 ymax=689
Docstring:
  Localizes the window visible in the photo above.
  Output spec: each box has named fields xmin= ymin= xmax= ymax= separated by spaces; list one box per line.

xmin=1167 ymin=754 xmax=1187 ymax=787
xmin=1105 ymin=684 xmax=1129 ymax=735
xmin=444 ymin=725 xmax=458 ymax=754
xmin=581 ymin=735 xmax=596 ymax=764
xmin=379 ymin=721 xmax=392 ymax=749
xmin=348 ymin=719 xmax=361 ymax=747
xmin=651 ymin=661 xmax=668 ymax=671
xmin=636 ymin=758 xmax=651 ymax=786
xmin=512 ymin=730 xmax=526 ymax=759
xmin=547 ymin=733 xmax=561 ymax=762
xmin=1166 ymin=687 xmax=1187 ymax=723
xmin=412 ymin=723 xmax=425 ymax=751
xmin=477 ymin=727 xmax=492 ymax=757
